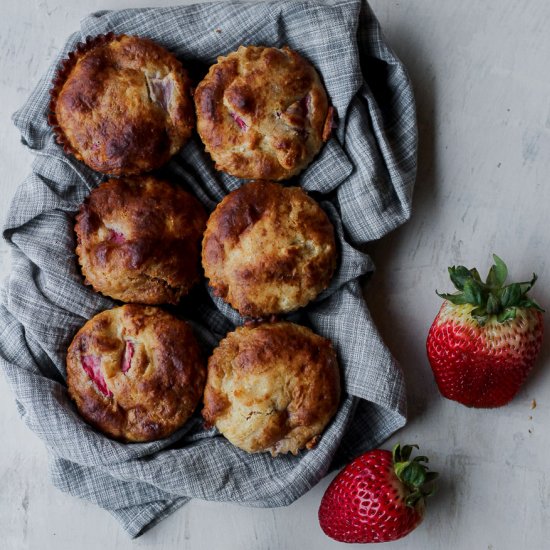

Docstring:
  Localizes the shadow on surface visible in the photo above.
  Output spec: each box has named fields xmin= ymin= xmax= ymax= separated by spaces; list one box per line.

xmin=363 ymin=18 xmax=439 ymax=424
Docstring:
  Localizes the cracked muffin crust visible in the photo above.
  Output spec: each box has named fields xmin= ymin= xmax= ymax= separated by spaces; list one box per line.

xmin=202 ymin=321 xmax=341 ymax=456
xmin=49 ymin=33 xmax=194 ymax=175
xmin=194 ymin=45 xmax=334 ymax=180
xmin=67 ymin=304 xmax=206 ymax=442
xmin=202 ymin=180 xmax=337 ymax=317
xmin=75 ymin=176 xmax=207 ymax=304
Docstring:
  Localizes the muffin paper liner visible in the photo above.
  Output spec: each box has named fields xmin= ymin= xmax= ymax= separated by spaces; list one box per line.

xmin=1 ymin=0 xmax=416 ymax=538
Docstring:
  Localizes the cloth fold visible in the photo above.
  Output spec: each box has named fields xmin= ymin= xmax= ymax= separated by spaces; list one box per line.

xmin=1 ymin=0 xmax=416 ymax=538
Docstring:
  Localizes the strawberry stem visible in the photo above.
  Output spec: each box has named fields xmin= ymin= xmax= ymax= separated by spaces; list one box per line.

xmin=392 ymin=444 xmax=438 ymax=508
xmin=437 ymin=254 xmax=544 ymax=325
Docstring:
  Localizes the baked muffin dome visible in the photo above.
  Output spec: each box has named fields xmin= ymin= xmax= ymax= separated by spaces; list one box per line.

xmin=49 ymin=33 xmax=194 ymax=175
xmin=194 ymin=45 xmax=334 ymax=180
xmin=202 ymin=181 xmax=337 ymax=317
xmin=67 ymin=305 xmax=205 ymax=442
xmin=202 ymin=322 xmax=340 ymax=456
xmin=75 ymin=176 xmax=206 ymax=304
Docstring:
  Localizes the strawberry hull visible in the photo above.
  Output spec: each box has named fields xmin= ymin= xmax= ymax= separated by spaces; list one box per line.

xmin=427 ymin=302 xmax=544 ymax=408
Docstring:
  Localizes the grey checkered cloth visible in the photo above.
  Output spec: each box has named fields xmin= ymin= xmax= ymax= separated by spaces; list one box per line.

xmin=0 ymin=0 xmax=416 ymax=538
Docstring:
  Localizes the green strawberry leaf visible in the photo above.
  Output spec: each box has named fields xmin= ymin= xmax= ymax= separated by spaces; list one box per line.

xmin=448 ymin=265 xmax=472 ymax=291
xmin=463 ymin=279 xmax=484 ymax=306
xmin=497 ymin=308 xmax=516 ymax=323
xmin=437 ymin=292 xmax=470 ymax=305
xmin=392 ymin=444 xmax=438 ymax=509
xmin=392 ymin=443 xmax=416 ymax=463
xmin=486 ymin=293 xmax=501 ymax=314
xmin=501 ymin=283 xmax=522 ymax=308
xmin=424 ymin=471 xmax=439 ymax=483
xmin=392 ymin=443 xmax=401 ymax=463
xmin=470 ymin=268 xmax=482 ymax=283
xmin=405 ymin=491 xmax=423 ymax=508
xmin=519 ymin=274 xmax=537 ymax=294
xmin=518 ymin=298 xmax=545 ymax=312
xmin=471 ymin=306 xmax=488 ymax=325
xmin=421 ymin=487 xmax=437 ymax=499
xmin=486 ymin=267 xmax=498 ymax=288
xmin=486 ymin=254 xmax=508 ymax=287
xmin=398 ymin=462 xmax=427 ymax=488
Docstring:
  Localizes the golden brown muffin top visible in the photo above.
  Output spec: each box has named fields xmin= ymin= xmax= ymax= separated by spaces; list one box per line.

xmin=194 ymin=45 xmax=333 ymax=180
xmin=202 ymin=181 xmax=337 ymax=317
xmin=67 ymin=304 xmax=206 ymax=442
xmin=75 ymin=176 xmax=207 ymax=305
xmin=202 ymin=322 xmax=340 ymax=456
xmin=49 ymin=33 xmax=194 ymax=175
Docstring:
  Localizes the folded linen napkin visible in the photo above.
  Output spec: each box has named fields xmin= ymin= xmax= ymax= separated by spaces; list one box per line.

xmin=0 ymin=0 xmax=415 ymax=537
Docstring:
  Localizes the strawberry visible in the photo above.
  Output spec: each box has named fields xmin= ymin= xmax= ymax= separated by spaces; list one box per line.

xmin=318 ymin=444 xmax=437 ymax=544
xmin=427 ymin=254 xmax=544 ymax=408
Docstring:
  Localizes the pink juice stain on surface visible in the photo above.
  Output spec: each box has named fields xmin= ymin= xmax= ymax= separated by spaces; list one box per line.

xmin=81 ymin=355 xmax=112 ymax=397
xmin=122 ymin=341 xmax=134 ymax=373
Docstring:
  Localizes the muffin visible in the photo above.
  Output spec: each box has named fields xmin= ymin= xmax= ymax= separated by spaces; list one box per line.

xmin=202 ymin=321 xmax=341 ymax=456
xmin=202 ymin=181 xmax=337 ymax=317
xmin=194 ymin=45 xmax=334 ymax=180
xmin=75 ymin=176 xmax=207 ymax=304
xmin=49 ymin=33 xmax=194 ymax=175
xmin=66 ymin=305 xmax=205 ymax=442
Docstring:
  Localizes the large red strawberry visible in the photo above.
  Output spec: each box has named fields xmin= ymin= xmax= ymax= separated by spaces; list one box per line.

xmin=318 ymin=444 xmax=437 ymax=543
xmin=427 ymin=254 xmax=544 ymax=408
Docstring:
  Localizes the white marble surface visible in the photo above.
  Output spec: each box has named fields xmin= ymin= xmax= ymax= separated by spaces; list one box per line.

xmin=1 ymin=1 xmax=550 ymax=548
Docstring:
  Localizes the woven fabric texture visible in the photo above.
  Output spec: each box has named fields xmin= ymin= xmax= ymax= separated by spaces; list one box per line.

xmin=0 ymin=0 xmax=416 ymax=537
